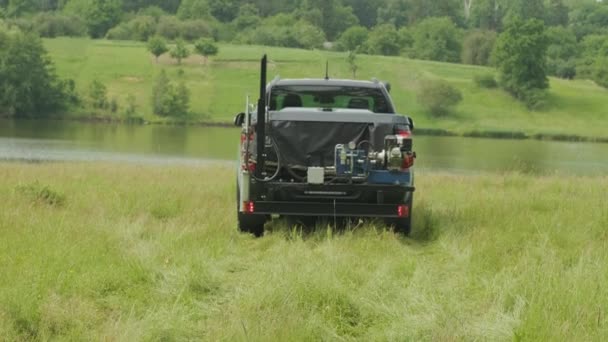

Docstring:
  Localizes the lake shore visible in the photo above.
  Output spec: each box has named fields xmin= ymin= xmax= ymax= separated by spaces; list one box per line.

xmin=4 ymin=114 xmax=608 ymax=144
xmin=1 ymin=162 xmax=607 ymax=340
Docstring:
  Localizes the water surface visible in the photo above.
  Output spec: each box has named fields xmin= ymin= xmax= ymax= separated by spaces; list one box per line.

xmin=1 ymin=119 xmax=607 ymax=175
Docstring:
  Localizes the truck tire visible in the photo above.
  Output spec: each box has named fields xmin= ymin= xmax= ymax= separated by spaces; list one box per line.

xmin=387 ymin=195 xmax=413 ymax=236
xmin=236 ymin=182 xmax=265 ymax=237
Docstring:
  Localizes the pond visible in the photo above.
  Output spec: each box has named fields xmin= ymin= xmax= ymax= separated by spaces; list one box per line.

xmin=1 ymin=119 xmax=607 ymax=175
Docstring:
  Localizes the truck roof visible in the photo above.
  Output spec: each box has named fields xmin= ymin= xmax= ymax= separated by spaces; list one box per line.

xmin=270 ymin=78 xmax=387 ymax=89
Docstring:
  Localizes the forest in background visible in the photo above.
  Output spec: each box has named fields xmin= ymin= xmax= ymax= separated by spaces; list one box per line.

xmin=0 ymin=0 xmax=607 ymax=122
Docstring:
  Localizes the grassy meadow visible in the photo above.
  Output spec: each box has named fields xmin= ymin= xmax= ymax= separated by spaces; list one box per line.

xmin=44 ymin=38 xmax=608 ymax=139
xmin=1 ymin=162 xmax=607 ymax=340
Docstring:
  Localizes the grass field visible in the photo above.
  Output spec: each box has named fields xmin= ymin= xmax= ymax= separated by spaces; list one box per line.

xmin=1 ymin=163 xmax=607 ymax=340
xmin=43 ymin=38 xmax=608 ymax=139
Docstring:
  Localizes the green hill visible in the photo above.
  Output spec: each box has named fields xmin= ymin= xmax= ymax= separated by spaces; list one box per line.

xmin=45 ymin=38 xmax=607 ymax=139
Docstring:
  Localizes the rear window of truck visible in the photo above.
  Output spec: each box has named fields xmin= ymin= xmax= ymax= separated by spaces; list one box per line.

xmin=269 ymin=85 xmax=394 ymax=114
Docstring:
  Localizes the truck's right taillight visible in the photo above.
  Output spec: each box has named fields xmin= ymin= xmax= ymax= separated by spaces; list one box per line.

xmin=401 ymin=153 xmax=415 ymax=170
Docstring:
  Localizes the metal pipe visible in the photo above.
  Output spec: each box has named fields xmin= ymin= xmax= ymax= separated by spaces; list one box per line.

xmin=256 ymin=55 xmax=267 ymax=179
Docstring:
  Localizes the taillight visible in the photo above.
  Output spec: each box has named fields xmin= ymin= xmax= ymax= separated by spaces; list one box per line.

xmin=243 ymin=201 xmax=255 ymax=214
xmin=401 ymin=153 xmax=415 ymax=170
xmin=397 ymin=205 xmax=409 ymax=218
xmin=396 ymin=129 xmax=411 ymax=138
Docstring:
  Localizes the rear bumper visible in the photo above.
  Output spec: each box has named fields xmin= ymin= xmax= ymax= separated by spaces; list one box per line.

xmin=252 ymin=201 xmax=411 ymax=218
xmin=249 ymin=182 xmax=415 ymax=218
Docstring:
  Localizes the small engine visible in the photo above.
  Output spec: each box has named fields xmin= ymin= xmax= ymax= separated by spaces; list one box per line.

xmin=334 ymin=134 xmax=415 ymax=179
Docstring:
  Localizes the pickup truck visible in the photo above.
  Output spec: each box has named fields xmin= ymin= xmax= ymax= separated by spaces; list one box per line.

xmin=234 ymin=56 xmax=416 ymax=237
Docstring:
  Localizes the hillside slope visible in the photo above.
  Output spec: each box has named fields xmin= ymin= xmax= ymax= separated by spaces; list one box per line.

xmin=45 ymin=38 xmax=607 ymax=138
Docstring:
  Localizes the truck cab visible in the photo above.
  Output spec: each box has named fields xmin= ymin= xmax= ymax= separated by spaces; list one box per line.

xmin=235 ymin=57 xmax=416 ymax=237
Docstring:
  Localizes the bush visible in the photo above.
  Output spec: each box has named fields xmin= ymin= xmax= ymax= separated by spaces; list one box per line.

xmin=89 ymin=80 xmax=108 ymax=109
xmin=106 ymin=15 xmax=157 ymax=41
xmin=170 ymin=39 xmax=190 ymax=64
xmin=474 ymin=73 xmax=498 ymax=88
xmin=493 ymin=18 xmax=549 ymax=107
xmin=523 ymin=88 xmax=548 ymax=111
xmin=152 ymin=70 xmax=190 ymax=118
xmin=461 ymin=30 xmax=496 ymax=66
xmin=411 ymin=17 xmax=462 ymax=63
xmin=157 ymin=16 xmax=182 ymax=40
xmin=0 ymin=30 xmax=76 ymax=117
xmin=147 ymin=36 xmax=168 ymax=62
xmin=180 ymin=19 xmax=213 ymax=41
xmin=194 ymin=38 xmax=218 ymax=63
xmin=364 ymin=24 xmax=401 ymax=56
xmin=417 ymin=80 xmax=463 ymax=117
xmin=235 ymin=17 xmax=325 ymax=50
xmin=32 ymin=12 xmax=88 ymax=38
xmin=337 ymin=26 xmax=368 ymax=52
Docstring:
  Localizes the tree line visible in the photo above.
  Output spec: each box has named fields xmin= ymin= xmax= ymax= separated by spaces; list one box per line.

xmin=1 ymin=0 xmax=607 ymax=116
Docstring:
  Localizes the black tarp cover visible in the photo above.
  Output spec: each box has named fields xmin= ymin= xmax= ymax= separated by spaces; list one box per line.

xmin=269 ymin=109 xmax=409 ymax=167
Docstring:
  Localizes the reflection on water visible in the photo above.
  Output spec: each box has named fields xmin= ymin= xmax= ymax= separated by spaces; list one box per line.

xmin=1 ymin=119 xmax=607 ymax=175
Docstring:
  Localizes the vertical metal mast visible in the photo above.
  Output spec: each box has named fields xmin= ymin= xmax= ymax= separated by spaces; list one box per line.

xmin=256 ymin=55 xmax=268 ymax=179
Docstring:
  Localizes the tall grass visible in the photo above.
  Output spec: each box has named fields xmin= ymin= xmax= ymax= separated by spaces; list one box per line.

xmin=1 ymin=163 xmax=607 ymax=340
xmin=43 ymin=38 xmax=608 ymax=138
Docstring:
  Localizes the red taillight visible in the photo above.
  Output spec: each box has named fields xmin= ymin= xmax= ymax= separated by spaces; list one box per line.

xmin=240 ymin=133 xmax=254 ymax=143
xmin=397 ymin=205 xmax=409 ymax=218
xmin=396 ymin=129 xmax=411 ymax=138
xmin=401 ymin=153 xmax=415 ymax=170
xmin=243 ymin=201 xmax=255 ymax=214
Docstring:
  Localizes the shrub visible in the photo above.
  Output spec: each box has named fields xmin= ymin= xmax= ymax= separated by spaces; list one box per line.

xmin=157 ymin=16 xmax=181 ymax=40
xmin=417 ymin=80 xmax=463 ymax=117
xmin=89 ymin=80 xmax=108 ymax=109
xmin=152 ymin=70 xmax=190 ymax=118
xmin=32 ymin=12 xmax=88 ymax=38
xmin=411 ymin=17 xmax=462 ymax=63
xmin=106 ymin=15 xmax=157 ymax=41
xmin=493 ymin=18 xmax=549 ymax=107
xmin=16 ymin=182 xmax=66 ymax=207
xmin=180 ymin=19 xmax=213 ymax=41
xmin=194 ymin=38 xmax=218 ymax=64
xmin=147 ymin=36 xmax=168 ymax=63
xmin=474 ymin=73 xmax=498 ymax=88
xmin=170 ymin=39 xmax=190 ymax=64
xmin=364 ymin=24 xmax=401 ymax=56
xmin=337 ymin=26 xmax=368 ymax=52
xmin=462 ymin=30 xmax=496 ymax=66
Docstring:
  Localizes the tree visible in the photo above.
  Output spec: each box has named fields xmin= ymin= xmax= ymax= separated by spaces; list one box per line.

xmin=147 ymin=36 xmax=168 ymax=63
xmin=0 ymin=29 xmax=76 ymax=117
xmin=177 ymin=0 xmax=209 ymax=20
xmin=347 ymin=50 xmax=358 ymax=78
xmin=89 ymin=80 xmax=108 ymax=109
xmin=296 ymin=0 xmax=359 ymax=40
xmin=577 ymin=35 xmax=608 ymax=88
xmin=504 ymin=0 xmax=544 ymax=22
xmin=417 ymin=80 xmax=463 ymax=117
xmin=152 ymin=70 xmax=170 ymax=116
xmin=411 ymin=17 xmax=462 ymax=63
xmin=152 ymin=70 xmax=190 ymax=117
xmin=469 ymin=0 xmax=505 ymax=31
xmin=232 ymin=3 xmax=261 ymax=30
xmin=545 ymin=26 xmax=578 ymax=78
xmin=337 ymin=25 xmax=368 ymax=52
xmin=194 ymin=38 xmax=218 ymax=64
xmin=461 ymin=30 xmax=496 ymax=66
xmin=82 ymin=0 xmax=123 ymax=38
xmin=545 ymin=0 xmax=569 ymax=27
xmin=364 ymin=24 xmax=401 ymax=56
xmin=170 ymin=39 xmax=190 ymax=65
xmin=493 ymin=18 xmax=549 ymax=108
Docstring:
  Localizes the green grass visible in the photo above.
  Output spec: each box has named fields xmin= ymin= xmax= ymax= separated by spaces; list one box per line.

xmin=44 ymin=38 xmax=608 ymax=139
xmin=1 ymin=163 xmax=607 ymax=340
